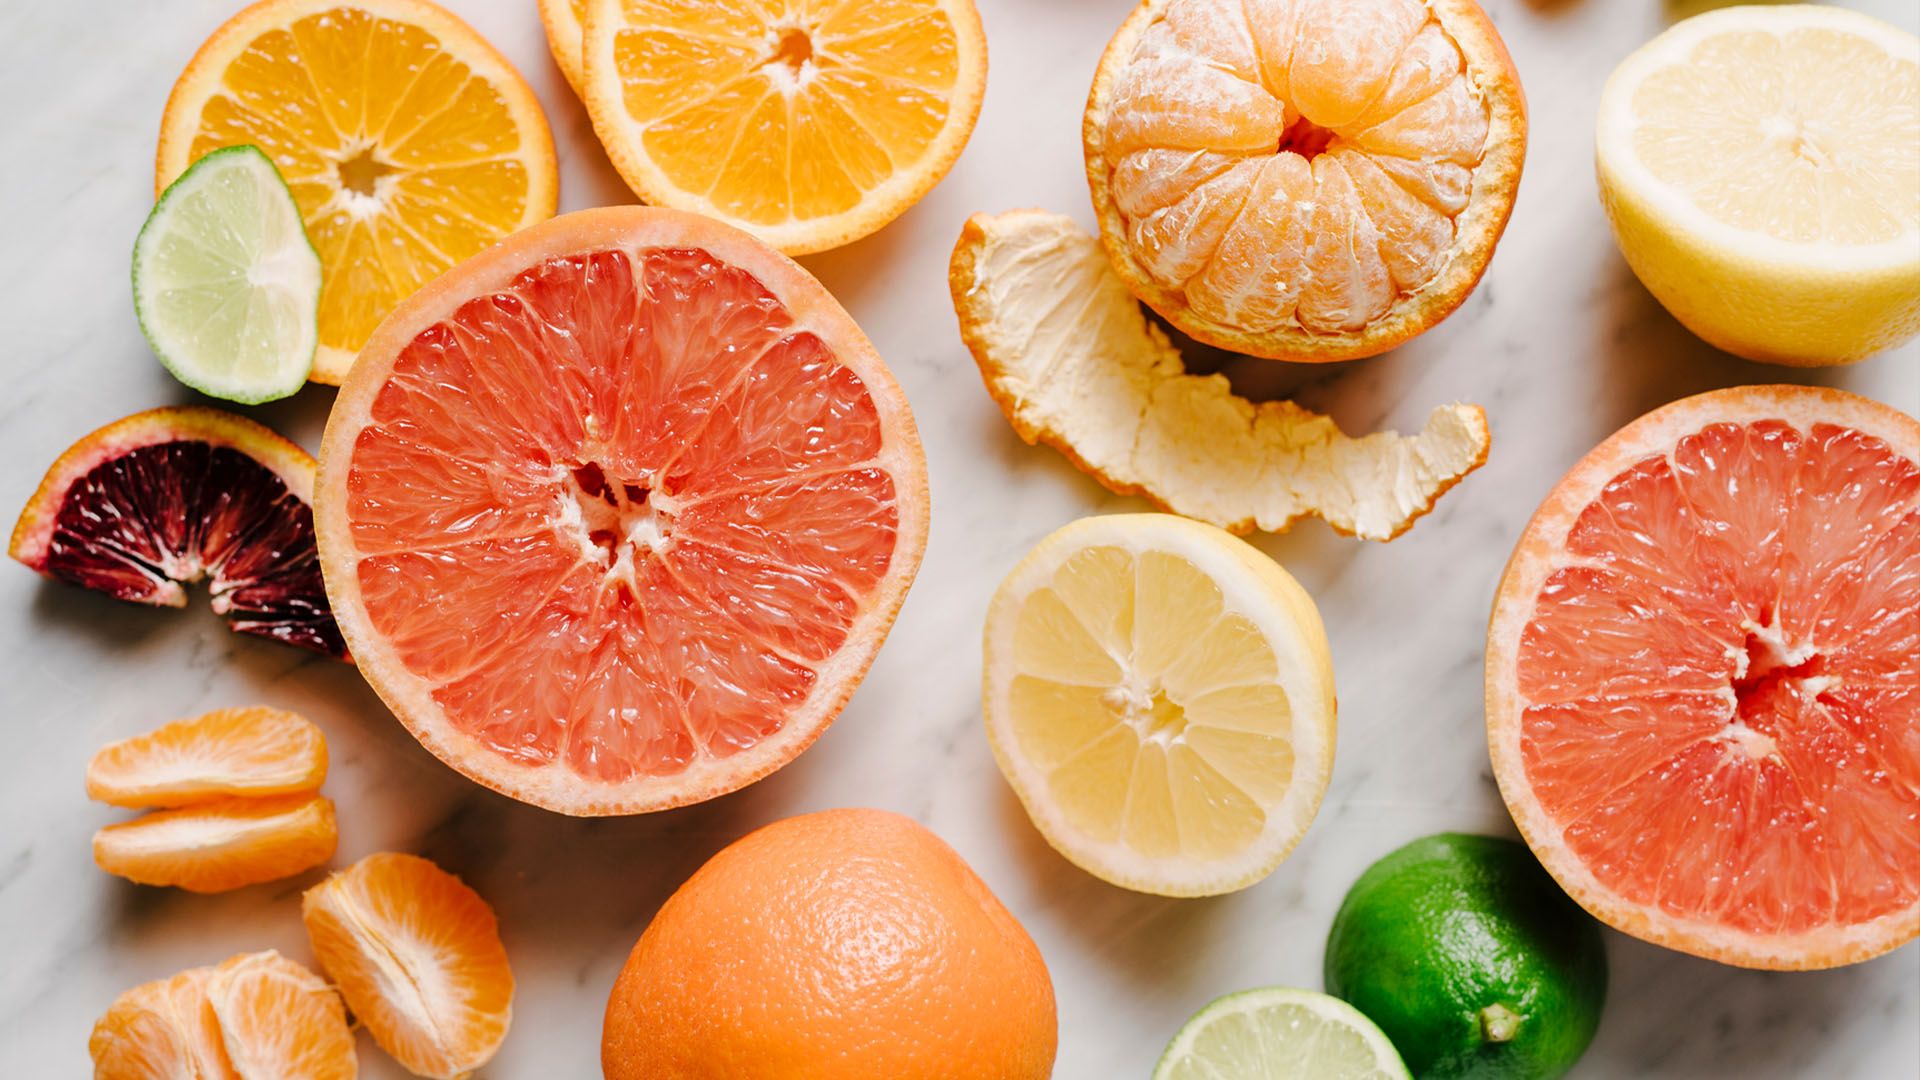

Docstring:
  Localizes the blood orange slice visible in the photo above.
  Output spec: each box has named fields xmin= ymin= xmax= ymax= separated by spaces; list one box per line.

xmin=9 ymin=407 xmax=344 ymax=658
xmin=316 ymin=206 xmax=927 ymax=815
xmin=1487 ymin=385 xmax=1920 ymax=969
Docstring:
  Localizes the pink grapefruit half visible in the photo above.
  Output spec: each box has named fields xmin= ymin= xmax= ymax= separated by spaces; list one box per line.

xmin=315 ymin=207 xmax=928 ymax=816
xmin=1488 ymin=385 xmax=1920 ymax=969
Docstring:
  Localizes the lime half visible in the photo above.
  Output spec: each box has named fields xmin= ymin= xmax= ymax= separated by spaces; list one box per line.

xmin=132 ymin=145 xmax=320 ymax=403
xmin=1154 ymin=987 xmax=1412 ymax=1080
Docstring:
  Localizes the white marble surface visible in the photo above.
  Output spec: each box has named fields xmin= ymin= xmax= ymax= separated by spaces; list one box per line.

xmin=3 ymin=0 xmax=1917 ymax=1076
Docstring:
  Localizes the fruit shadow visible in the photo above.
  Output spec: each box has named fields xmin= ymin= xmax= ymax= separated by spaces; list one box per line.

xmin=989 ymin=777 xmax=1248 ymax=1003
xmin=1582 ymin=933 xmax=1917 ymax=1075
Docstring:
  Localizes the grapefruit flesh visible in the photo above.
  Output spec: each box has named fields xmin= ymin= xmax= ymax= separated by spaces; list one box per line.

xmin=317 ymin=207 xmax=927 ymax=815
xmin=1487 ymin=386 xmax=1920 ymax=968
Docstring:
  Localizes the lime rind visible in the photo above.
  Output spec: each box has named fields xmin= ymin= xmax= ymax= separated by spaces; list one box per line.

xmin=132 ymin=144 xmax=321 ymax=404
xmin=1153 ymin=986 xmax=1412 ymax=1080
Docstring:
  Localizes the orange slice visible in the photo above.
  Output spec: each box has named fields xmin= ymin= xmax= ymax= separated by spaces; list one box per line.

xmin=538 ymin=0 xmax=589 ymax=96
xmin=92 ymin=794 xmax=338 ymax=893
xmin=1488 ymin=385 xmax=1920 ymax=969
xmin=156 ymin=0 xmax=558 ymax=384
xmin=207 ymin=951 xmax=357 ymax=1080
xmin=86 ymin=706 xmax=327 ymax=809
xmin=314 ymin=207 xmax=927 ymax=815
xmin=580 ymin=0 xmax=988 ymax=254
xmin=1084 ymin=0 xmax=1526 ymax=361
xmin=303 ymin=853 xmax=514 ymax=1079
xmin=90 ymin=967 xmax=236 ymax=1080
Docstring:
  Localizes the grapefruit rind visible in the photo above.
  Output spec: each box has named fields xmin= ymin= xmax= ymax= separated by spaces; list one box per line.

xmin=316 ymin=206 xmax=928 ymax=816
xmin=1083 ymin=0 xmax=1528 ymax=362
xmin=579 ymin=0 xmax=989 ymax=256
xmin=950 ymin=209 xmax=1491 ymax=540
xmin=155 ymin=0 xmax=560 ymax=385
xmin=9 ymin=406 xmax=314 ymax=575
xmin=1486 ymin=385 xmax=1920 ymax=969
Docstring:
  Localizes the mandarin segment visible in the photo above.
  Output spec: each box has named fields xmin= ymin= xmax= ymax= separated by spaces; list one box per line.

xmin=1488 ymin=386 xmax=1920 ymax=968
xmin=92 ymin=794 xmax=338 ymax=893
xmin=302 ymin=853 xmax=513 ymax=1080
xmin=89 ymin=967 xmax=237 ymax=1080
xmin=157 ymin=0 xmax=557 ymax=382
xmin=86 ymin=707 xmax=327 ymax=809
xmin=1086 ymin=0 xmax=1525 ymax=361
xmin=206 ymin=951 xmax=356 ymax=1080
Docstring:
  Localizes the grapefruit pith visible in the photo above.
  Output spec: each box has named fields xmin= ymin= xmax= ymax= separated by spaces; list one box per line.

xmin=1487 ymin=385 xmax=1920 ymax=969
xmin=316 ymin=206 xmax=927 ymax=816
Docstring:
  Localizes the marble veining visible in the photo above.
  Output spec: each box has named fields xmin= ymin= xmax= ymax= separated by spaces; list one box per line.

xmin=1 ymin=1 xmax=1915 ymax=1076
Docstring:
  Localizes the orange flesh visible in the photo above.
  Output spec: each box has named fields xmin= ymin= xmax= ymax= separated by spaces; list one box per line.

xmin=344 ymin=247 xmax=898 ymax=783
xmin=1100 ymin=0 xmax=1490 ymax=332
xmin=1517 ymin=419 xmax=1920 ymax=935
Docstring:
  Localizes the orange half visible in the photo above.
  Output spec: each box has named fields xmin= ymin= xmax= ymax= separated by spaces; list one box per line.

xmin=156 ymin=0 xmax=558 ymax=383
xmin=1085 ymin=0 xmax=1525 ymax=361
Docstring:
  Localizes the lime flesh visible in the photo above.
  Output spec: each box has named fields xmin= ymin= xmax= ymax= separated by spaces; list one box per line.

xmin=1154 ymin=986 xmax=1413 ymax=1080
xmin=1325 ymin=833 xmax=1608 ymax=1079
xmin=132 ymin=144 xmax=320 ymax=403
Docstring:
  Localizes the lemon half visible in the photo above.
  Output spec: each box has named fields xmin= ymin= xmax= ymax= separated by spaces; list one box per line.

xmin=983 ymin=514 xmax=1336 ymax=897
xmin=1596 ymin=4 xmax=1920 ymax=365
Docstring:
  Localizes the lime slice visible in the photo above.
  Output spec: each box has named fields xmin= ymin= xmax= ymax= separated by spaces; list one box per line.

xmin=132 ymin=145 xmax=320 ymax=403
xmin=1154 ymin=987 xmax=1412 ymax=1080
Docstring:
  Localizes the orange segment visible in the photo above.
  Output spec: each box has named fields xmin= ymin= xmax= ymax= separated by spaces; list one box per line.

xmin=314 ymin=208 xmax=927 ymax=816
xmin=92 ymin=794 xmax=338 ymax=893
xmin=89 ymin=967 xmax=237 ymax=1080
xmin=302 ymin=853 xmax=513 ymax=1079
xmin=580 ymin=0 xmax=987 ymax=253
xmin=207 ymin=952 xmax=356 ymax=1080
xmin=86 ymin=707 xmax=327 ymax=809
xmin=1488 ymin=385 xmax=1920 ymax=969
xmin=1085 ymin=0 xmax=1525 ymax=361
xmin=157 ymin=0 xmax=557 ymax=383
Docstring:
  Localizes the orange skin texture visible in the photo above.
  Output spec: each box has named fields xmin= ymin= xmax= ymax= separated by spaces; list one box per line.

xmin=603 ymin=808 xmax=1057 ymax=1079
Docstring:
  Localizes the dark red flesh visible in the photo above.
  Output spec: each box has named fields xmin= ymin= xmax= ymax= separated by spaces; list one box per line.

xmin=40 ymin=440 xmax=346 ymax=658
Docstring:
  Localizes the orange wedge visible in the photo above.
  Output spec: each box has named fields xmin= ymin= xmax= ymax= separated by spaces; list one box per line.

xmin=207 ymin=951 xmax=357 ymax=1080
xmin=539 ymin=0 xmax=589 ymax=96
xmin=580 ymin=0 xmax=988 ymax=253
xmin=92 ymin=794 xmax=338 ymax=893
xmin=303 ymin=853 xmax=514 ymax=1078
xmin=89 ymin=967 xmax=236 ymax=1080
xmin=86 ymin=707 xmax=327 ymax=809
xmin=156 ymin=0 xmax=558 ymax=384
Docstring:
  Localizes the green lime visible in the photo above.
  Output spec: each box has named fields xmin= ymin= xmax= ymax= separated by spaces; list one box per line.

xmin=1324 ymin=833 xmax=1607 ymax=1079
xmin=1153 ymin=986 xmax=1413 ymax=1080
xmin=132 ymin=144 xmax=320 ymax=404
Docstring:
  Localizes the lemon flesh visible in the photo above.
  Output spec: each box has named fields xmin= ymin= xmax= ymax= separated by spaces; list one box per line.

xmin=983 ymin=514 xmax=1335 ymax=897
xmin=1153 ymin=987 xmax=1412 ymax=1080
xmin=1596 ymin=5 xmax=1920 ymax=365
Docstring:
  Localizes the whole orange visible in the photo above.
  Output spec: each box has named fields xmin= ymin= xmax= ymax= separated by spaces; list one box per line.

xmin=602 ymin=808 xmax=1057 ymax=1079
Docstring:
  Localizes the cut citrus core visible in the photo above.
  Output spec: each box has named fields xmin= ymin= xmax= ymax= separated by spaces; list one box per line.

xmin=316 ymin=206 xmax=927 ymax=815
xmin=983 ymin=514 xmax=1335 ymax=896
xmin=580 ymin=0 xmax=988 ymax=254
xmin=9 ymin=407 xmax=345 ymax=658
xmin=1085 ymin=0 xmax=1526 ymax=362
xmin=156 ymin=0 xmax=558 ymax=383
xmin=1487 ymin=385 xmax=1920 ymax=969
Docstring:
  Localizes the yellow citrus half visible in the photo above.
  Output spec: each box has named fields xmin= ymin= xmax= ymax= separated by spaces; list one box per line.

xmin=580 ymin=0 xmax=988 ymax=254
xmin=1596 ymin=4 xmax=1920 ymax=366
xmin=1084 ymin=0 xmax=1526 ymax=362
xmin=157 ymin=0 xmax=558 ymax=384
xmin=983 ymin=514 xmax=1336 ymax=896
